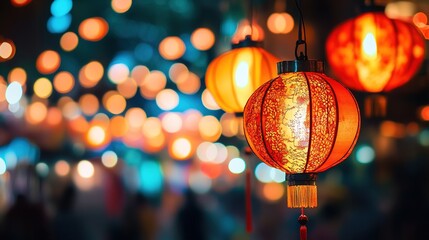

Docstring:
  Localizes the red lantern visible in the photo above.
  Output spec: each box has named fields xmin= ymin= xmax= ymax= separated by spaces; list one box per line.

xmin=326 ymin=12 xmax=425 ymax=93
xmin=244 ymin=60 xmax=360 ymax=208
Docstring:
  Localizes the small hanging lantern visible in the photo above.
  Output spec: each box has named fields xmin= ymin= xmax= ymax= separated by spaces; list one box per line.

xmin=326 ymin=12 xmax=425 ymax=93
xmin=205 ymin=36 xmax=279 ymax=114
xmin=244 ymin=60 xmax=361 ymax=208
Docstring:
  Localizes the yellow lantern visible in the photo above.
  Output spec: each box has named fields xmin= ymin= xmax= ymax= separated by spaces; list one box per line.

xmin=205 ymin=36 xmax=279 ymax=113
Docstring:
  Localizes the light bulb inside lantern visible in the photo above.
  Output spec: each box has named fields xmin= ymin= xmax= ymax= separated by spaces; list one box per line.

xmin=362 ymin=32 xmax=377 ymax=59
xmin=234 ymin=61 xmax=250 ymax=88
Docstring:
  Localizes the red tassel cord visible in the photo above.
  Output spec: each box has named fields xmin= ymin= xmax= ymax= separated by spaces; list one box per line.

xmin=245 ymin=169 xmax=253 ymax=233
xmin=298 ymin=208 xmax=308 ymax=240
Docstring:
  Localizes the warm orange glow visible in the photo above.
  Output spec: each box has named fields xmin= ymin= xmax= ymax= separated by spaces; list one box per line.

xmin=244 ymin=71 xmax=360 ymax=173
xmin=140 ymin=70 xmax=167 ymax=99
xmin=169 ymin=63 xmax=189 ymax=83
xmin=161 ymin=112 xmax=182 ymax=133
xmin=61 ymin=100 xmax=81 ymax=120
xmin=107 ymin=116 xmax=127 ymax=138
xmin=200 ymin=162 xmax=223 ymax=179
xmin=159 ymin=36 xmax=186 ymax=60
xmin=68 ymin=115 xmax=89 ymax=134
xmin=111 ymin=0 xmax=132 ymax=13
xmin=205 ymin=47 xmax=279 ymax=113
xmin=0 ymin=81 xmax=7 ymax=102
xmin=267 ymin=12 xmax=294 ymax=34
xmin=108 ymin=63 xmax=129 ymax=84
xmin=54 ymin=160 xmax=70 ymax=177
xmin=46 ymin=107 xmax=63 ymax=126
xmin=36 ymin=50 xmax=61 ymax=74
xmin=117 ymin=77 xmax=137 ymax=98
xmin=183 ymin=110 xmax=202 ymax=132
xmin=380 ymin=121 xmax=406 ymax=138
xmin=92 ymin=113 xmax=110 ymax=130
xmin=191 ymin=28 xmax=215 ymax=51
xmin=421 ymin=106 xmax=429 ymax=121
xmin=142 ymin=131 xmax=165 ymax=153
xmin=262 ymin=183 xmax=285 ymax=202
xmin=156 ymin=89 xmax=179 ymax=110
xmin=60 ymin=32 xmax=79 ymax=51
xmin=326 ymin=12 xmax=425 ymax=92
xmin=142 ymin=117 xmax=162 ymax=138
xmin=0 ymin=39 xmax=16 ymax=62
xmin=198 ymin=115 xmax=222 ymax=142
xmin=87 ymin=125 xmax=109 ymax=148
xmin=79 ymin=94 xmax=99 ymax=116
xmin=103 ymin=91 xmax=126 ymax=114
xmin=125 ymin=107 xmax=146 ymax=129
xmin=33 ymin=77 xmax=53 ymax=99
xmin=220 ymin=113 xmax=239 ymax=137
xmin=177 ymin=72 xmax=200 ymax=94
xmin=78 ymin=17 xmax=109 ymax=42
xmin=231 ymin=19 xmax=265 ymax=44
xmin=53 ymin=71 xmax=75 ymax=94
xmin=11 ymin=0 xmax=32 ymax=7
xmin=131 ymin=65 xmax=150 ymax=86
xmin=170 ymin=137 xmax=192 ymax=160
xmin=8 ymin=67 xmax=27 ymax=86
xmin=201 ymin=89 xmax=220 ymax=110
xmin=414 ymin=12 xmax=428 ymax=28
xmin=84 ymin=61 xmax=104 ymax=83
xmin=25 ymin=101 xmax=48 ymax=125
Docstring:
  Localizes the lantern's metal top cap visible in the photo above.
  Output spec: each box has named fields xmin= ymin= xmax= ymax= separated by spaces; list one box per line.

xmin=277 ymin=60 xmax=324 ymax=74
xmin=231 ymin=35 xmax=262 ymax=49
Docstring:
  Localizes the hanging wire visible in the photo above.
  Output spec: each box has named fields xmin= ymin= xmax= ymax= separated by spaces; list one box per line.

xmin=294 ymin=0 xmax=308 ymax=60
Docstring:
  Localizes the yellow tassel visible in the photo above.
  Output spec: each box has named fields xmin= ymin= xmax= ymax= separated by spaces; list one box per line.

xmin=287 ymin=185 xmax=317 ymax=208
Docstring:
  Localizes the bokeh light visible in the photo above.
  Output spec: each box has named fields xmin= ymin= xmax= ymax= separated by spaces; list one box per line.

xmin=414 ymin=12 xmax=428 ymax=28
xmin=198 ymin=115 xmax=222 ymax=142
xmin=11 ymin=0 xmax=32 ymax=7
xmin=169 ymin=63 xmax=188 ymax=83
xmin=109 ymin=116 xmax=128 ymax=138
xmin=267 ymin=12 xmax=294 ymax=34
xmin=131 ymin=65 xmax=150 ymax=86
xmin=36 ymin=162 xmax=49 ymax=177
xmin=86 ymin=125 xmax=108 ymax=148
xmin=176 ymin=72 xmax=200 ymax=94
xmin=231 ymin=19 xmax=265 ymax=44
xmin=79 ymin=94 xmax=99 ymax=116
xmin=53 ymin=71 xmax=75 ymax=93
xmin=0 ymin=158 xmax=6 ymax=175
xmin=140 ymin=70 xmax=167 ymax=99
xmin=33 ymin=77 xmax=53 ymax=99
xmin=111 ymin=0 xmax=132 ymax=13
xmin=262 ymin=182 xmax=285 ymax=202
xmin=170 ymin=137 xmax=192 ymax=160
xmin=0 ymin=39 xmax=16 ymax=61
xmin=255 ymin=162 xmax=273 ymax=183
xmin=228 ymin=157 xmax=245 ymax=174
xmin=82 ymin=61 xmax=104 ymax=86
xmin=161 ymin=112 xmax=182 ymax=133
xmin=196 ymin=142 xmax=217 ymax=162
xmin=78 ymin=17 xmax=109 ymax=41
xmin=25 ymin=101 xmax=48 ymax=125
xmin=156 ymin=89 xmax=179 ymax=110
xmin=60 ymin=31 xmax=79 ymax=51
xmin=117 ymin=77 xmax=138 ymax=99
xmin=190 ymin=28 xmax=215 ymax=51
xmin=201 ymin=89 xmax=220 ymax=110
xmin=36 ymin=50 xmax=61 ymax=74
xmin=356 ymin=145 xmax=375 ymax=164
xmin=159 ymin=36 xmax=186 ymax=60
xmin=385 ymin=1 xmax=416 ymax=21
xmin=139 ymin=161 xmax=163 ymax=195
xmin=142 ymin=117 xmax=162 ymax=138
xmin=124 ymin=107 xmax=146 ymax=130
xmin=77 ymin=160 xmax=94 ymax=178
xmin=54 ymin=160 xmax=70 ymax=177
xmin=103 ymin=91 xmax=127 ymax=114
xmin=46 ymin=107 xmax=63 ymax=126
xmin=8 ymin=67 xmax=27 ymax=86
xmin=101 ymin=150 xmax=118 ymax=168
xmin=5 ymin=82 xmax=23 ymax=105
xmin=108 ymin=63 xmax=129 ymax=84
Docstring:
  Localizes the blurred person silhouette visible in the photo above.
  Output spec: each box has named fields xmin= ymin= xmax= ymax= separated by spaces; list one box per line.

xmin=176 ymin=190 xmax=207 ymax=240
xmin=51 ymin=183 xmax=90 ymax=240
xmin=0 ymin=193 xmax=53 ymax=240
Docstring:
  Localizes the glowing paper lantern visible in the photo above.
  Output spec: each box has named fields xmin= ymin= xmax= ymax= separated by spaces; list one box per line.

xmin=326 ymin=12 xmax=425 ymax=93
xmin=205 ymin=36 xmax=279 ymax=113
xmin=244 ymin=60 xmax=360 ymax=208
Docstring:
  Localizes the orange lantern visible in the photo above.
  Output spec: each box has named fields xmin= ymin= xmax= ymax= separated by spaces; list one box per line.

xmin=326 ymin=12 xmax=425 ymax=93
xmin=244 ymin=60 xmax=360 ymax=208
xmin=205 ymin=36 xmax=279 ymax=113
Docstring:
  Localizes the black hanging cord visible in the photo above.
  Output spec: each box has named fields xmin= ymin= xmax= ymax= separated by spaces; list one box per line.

xmin=294 ymin=0 xmax=308 ymax=61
